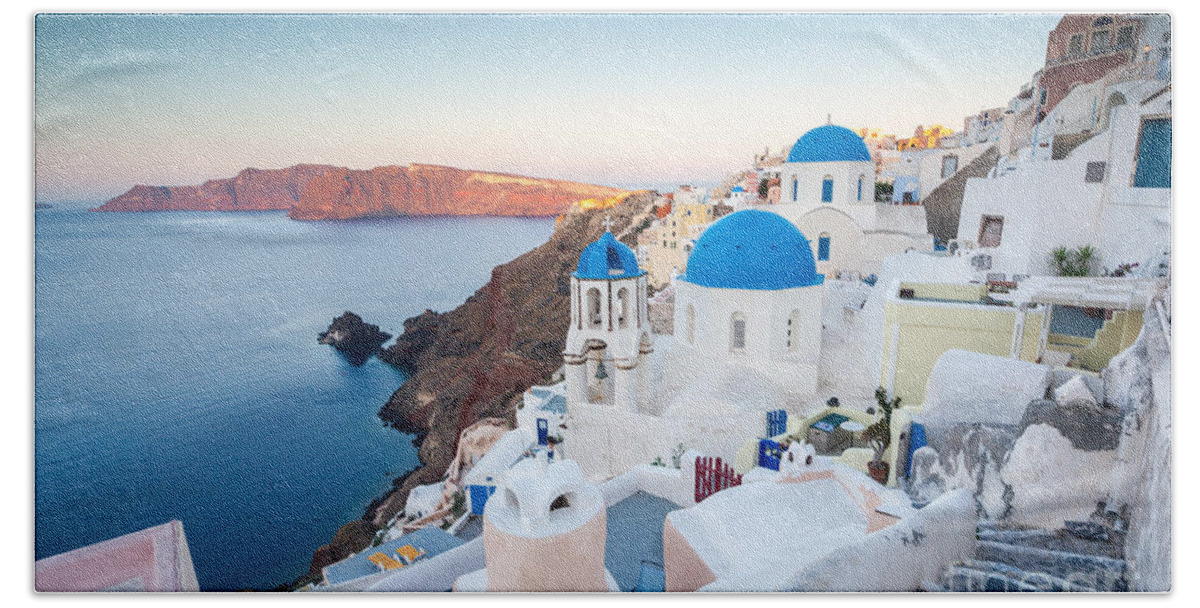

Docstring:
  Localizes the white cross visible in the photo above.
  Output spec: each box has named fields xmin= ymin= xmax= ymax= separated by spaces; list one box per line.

xmin=601 ymin=214 xmax=615 ymax=232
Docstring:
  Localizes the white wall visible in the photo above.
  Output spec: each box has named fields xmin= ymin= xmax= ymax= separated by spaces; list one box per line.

xmin=671 ymin=281 xmax=824 ymax=394
xmin=956 ymin=96 xmax=1171 ymax=277
xmin=776 ymin=489 xmax=977 ymax=592
xmin=777 ymin=159 xmax=874 ymax=206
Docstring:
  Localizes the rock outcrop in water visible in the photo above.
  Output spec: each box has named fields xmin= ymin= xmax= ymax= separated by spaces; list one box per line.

xmin=93 ymin=163 xmax=628 ymax=220
xmin=318 ymin=312 xmax=392 ymax=366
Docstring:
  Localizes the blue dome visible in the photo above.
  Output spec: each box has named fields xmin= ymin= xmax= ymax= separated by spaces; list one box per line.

xmin=731 ymin=186 xmax=745 ymax=193
xmin=574 ymin=232 xmax=645 ymax=280
xmin=683 ymin=210 xmax=824 ymax=290
xmin=786 ymin=125 xmax=872 ymax=163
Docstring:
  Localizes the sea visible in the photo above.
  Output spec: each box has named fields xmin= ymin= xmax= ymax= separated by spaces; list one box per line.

xmin=33 ymin=203 xmax=555 ymax=591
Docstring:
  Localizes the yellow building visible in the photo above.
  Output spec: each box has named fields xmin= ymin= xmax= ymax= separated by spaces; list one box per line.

xmin=879 ymin=277 xmax=1153 ymax=406
xmin=641 ymin=190 xmax=716 ymax=289
xmin=896 ymin=124 xmax=955 ymax=150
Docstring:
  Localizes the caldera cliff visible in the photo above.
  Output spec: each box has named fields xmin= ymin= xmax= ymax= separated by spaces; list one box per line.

xmin=297 ymin=191 xmax=656 ymax=583
xmin=94 ymin=163 xmax=629 ymax=220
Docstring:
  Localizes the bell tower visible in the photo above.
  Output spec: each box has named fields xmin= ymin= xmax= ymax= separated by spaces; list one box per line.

xmin=563 ymin=217 xmax=651 ymax=414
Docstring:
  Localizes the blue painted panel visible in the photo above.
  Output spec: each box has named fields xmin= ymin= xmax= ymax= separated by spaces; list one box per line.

xmin=469 ymin=484 xmax=496 ymax=516
xmin=857 ymin=177 xmax=863 ymax=201
xmin=817 ymin=236 xmax=831 ymax=261
xmin=758 ymin=439 xmax=782 ymax=471
xmin=635 ymin=561 xmax=666 ymax=592
xmin=537 ymin=418 xmax=549 ymax=446
xmin=792 ymin=178 xmax=798 ymax=202
xmin=766 ymin=409 xmax=787 ymax=437
xmin=821 ymin=179 xmax=834 ymax=202
xmin=1133 ymin=118 xmax=1171 ymax=188
xmin=906 ymin=423 xmax=927 ymax=477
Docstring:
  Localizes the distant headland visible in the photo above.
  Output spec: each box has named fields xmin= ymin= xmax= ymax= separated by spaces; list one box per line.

xmin=92 ymin=163 xmax=629 ymax=221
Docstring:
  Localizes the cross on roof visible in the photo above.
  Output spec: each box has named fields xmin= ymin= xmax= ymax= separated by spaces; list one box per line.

xmin=602 ymin=214 xmax=615 ymax=232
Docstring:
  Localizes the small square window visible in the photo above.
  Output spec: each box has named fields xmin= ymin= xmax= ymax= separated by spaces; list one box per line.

xmin=1085 ymin=161 xmax=1107 ymax=183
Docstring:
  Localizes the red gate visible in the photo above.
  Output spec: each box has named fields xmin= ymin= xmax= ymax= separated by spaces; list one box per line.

xmin=694 ymin=456 xmax=742 ymax=503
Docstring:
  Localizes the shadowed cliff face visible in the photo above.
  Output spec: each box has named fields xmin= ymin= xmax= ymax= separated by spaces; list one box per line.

xmin=94 ymin=163 xmax=628 ymax=220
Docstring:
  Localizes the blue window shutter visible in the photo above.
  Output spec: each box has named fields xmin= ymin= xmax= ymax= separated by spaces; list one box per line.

xmin=821 ymin=179 xmax=833 ymax=202
xmin=792 ymin=178 xmax=798 ymax=201
xmin=1133 ymin=118 xmax=1171 ymax=188
xmin=817 ymin=236 xmax=831 ymax=261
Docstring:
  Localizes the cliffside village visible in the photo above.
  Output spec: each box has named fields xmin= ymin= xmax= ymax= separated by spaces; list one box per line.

xmin=36 ymin=13 xmax=1173 ymax=593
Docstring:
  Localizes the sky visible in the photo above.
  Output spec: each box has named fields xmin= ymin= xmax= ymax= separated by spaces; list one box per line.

xmin=34 ymin=12 xmax=1062 ymax=202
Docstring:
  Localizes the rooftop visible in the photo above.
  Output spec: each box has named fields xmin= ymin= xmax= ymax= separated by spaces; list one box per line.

xmin=604 ymin=491 xmax=680 ymax=592
xmin=322 ymin=527 xmax=463 ymax=587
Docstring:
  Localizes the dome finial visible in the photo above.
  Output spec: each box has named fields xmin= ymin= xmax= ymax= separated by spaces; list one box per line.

xmin=827 ymin=113 xmax=832 ymax=125
xmin=601 ymin=214 xmax=615 ymax=233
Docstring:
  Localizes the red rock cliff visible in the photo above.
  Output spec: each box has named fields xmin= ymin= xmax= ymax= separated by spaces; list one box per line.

xmin=95 ymin=163 xmax=628 ymax=220
xmin=93 ymin=164 xmax=338 ymax=212
xmin=288 ymin=163 xmax=629 ymax=220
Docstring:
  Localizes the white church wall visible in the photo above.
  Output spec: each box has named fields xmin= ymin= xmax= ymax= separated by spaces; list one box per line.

xmin=777 ymin=160 xmax=875 ymax=207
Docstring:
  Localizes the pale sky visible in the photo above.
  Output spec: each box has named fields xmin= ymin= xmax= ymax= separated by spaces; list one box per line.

xmin=34 ymin=13 xmax=1061 ymax=202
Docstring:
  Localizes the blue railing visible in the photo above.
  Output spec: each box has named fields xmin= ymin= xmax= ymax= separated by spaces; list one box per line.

xmin=766 ymin=409 xmax=787 ymax=438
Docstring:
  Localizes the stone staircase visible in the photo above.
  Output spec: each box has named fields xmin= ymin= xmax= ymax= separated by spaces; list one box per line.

xmin=924 ymin=521 xmax=1128 ymax=592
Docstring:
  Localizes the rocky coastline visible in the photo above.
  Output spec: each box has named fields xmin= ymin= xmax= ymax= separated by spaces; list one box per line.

xmin=292 ymin=191 xmax=656 ymax=588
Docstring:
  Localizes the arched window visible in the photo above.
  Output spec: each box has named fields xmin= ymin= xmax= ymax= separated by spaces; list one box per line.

xmin=821 ymin=176 xmax=834 ymax=202
xmin=857 ymin=175 xmax=864 ymax=201
xmin=730 ymin=312 xmax=746 ymax=351
xmin=817 ymin=233 xmax=831 ymax=261
xmin=686 ymin=304 xmax=695 ymax=344
xmin=586 ymin=287 xmax=602 ymax=328
xmin=791 ymin=176 xmax=799 ymax=202
xmin=617 ymin=287 xmax=630 ymax=329
xmin=786 ymin=309 xmax=801 ymax=351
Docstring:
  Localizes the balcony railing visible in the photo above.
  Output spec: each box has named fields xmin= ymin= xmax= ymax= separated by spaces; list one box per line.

xmin=1046 ymin=41 xmax=1136 ymax=68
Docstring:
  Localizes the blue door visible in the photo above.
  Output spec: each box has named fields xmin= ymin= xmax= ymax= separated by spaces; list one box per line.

xmin=537 ymin=418 xmax=548 ymax=446
xmin=758 ymin=439 xmax=783 ymax=471
xmin=469 ymin=484 xmax=496 ymax=515
xmin=817 ymin=236 xmax=831 ymax=261
xmin=1133 ymin=118 xmax=1171 ymax=188
xmin=821 ymin=178 xmax=834 ymax=202
xmin=906 ymin=423 xmax=927 ymax=478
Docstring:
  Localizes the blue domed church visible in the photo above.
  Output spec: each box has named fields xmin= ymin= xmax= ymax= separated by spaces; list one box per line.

xmin=564 ymin=212 xmax=829 ymax=479
xmin=764 ymin=124 xmax=933 ymax=278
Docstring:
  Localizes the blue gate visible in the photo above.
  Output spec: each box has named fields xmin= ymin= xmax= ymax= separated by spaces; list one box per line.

xmin=536 ymin=418 xmax=549 ymax=446
xmin=758 ymin=439 xmax=783 ymax=471
xmin=469 ymin=483 xmax=496 ymax=515
xmin=766 ymin=409 xmax=787 ymax=438
xmin=906 ymin=423 xmax=927 ymax=478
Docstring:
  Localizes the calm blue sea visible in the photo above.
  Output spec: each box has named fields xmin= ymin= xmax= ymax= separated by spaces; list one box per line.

xmin=33 ymin=204 xmax=554 ymax=590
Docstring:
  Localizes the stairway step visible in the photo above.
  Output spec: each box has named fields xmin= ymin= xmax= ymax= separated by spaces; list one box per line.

xmin=976 ymin=541 xmax=1127 ymax=591
xmin=920 ymin=579 xmax=950 ymax=593
xmin=959 ymin=560 xmax=1095 ymax=592
xmin=978 ymin=528 xmax=1123 ymax=559
xmin=944 ymin=565 xmax=1044 ymax=592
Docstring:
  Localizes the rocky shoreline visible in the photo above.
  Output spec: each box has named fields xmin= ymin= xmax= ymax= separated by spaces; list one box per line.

xmin=291 ymin=191 xmax=656 ymax=589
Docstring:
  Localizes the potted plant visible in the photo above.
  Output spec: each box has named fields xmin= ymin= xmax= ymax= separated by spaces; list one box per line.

xmin=863 ymin=387 xmax=902 ymax=485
